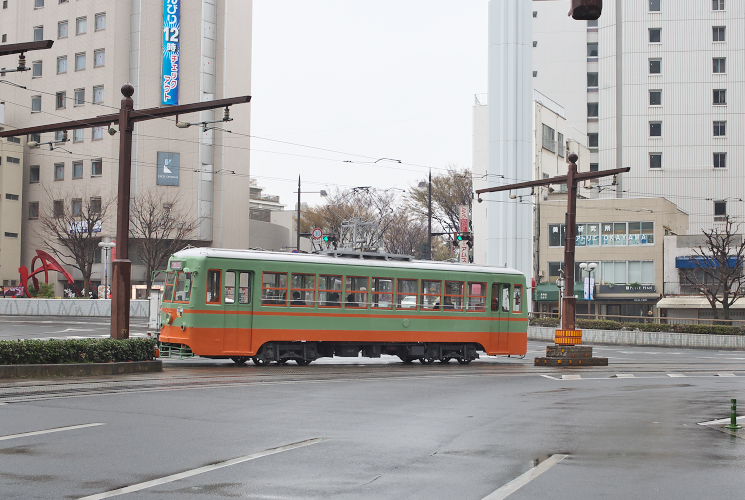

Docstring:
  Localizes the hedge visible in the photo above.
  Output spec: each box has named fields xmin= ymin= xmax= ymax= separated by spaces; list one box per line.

xmin=529 ymin=317 xmax=745 ymax=336
xmin=0 ymin=338 xmax=158 ymax=365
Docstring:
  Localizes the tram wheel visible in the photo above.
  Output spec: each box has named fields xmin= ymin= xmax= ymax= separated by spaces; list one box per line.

xmin=231 ymin=357 xmax=249 ymax=365
xmin=296 ymin=358 xmax=312 ymax=366
xmin=440 ymin=357 xmax=451 ymax=364
xmin=398 ymin=356 xmax=415 ymax=364
xmin=277 ymin=359 xmax=288 ymax=365
xmin=418 ymin=356 xmax=435 ymax=365
xmin=457 ymin=358 xmax=472 ymax=365
xmin=252 ymin=357 xmax=270 ymax=366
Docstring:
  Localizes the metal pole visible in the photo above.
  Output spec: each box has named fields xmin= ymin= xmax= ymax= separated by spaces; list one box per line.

xmin=110 ymin=84 xmax=134 ymax=340
xmin=427 ymin=169 xmax=432 ymax=259
xmin=561 ymin=154 xmax=579 ymax=331
xmin=296 ymin=175 xmax=301 ymax=251
xmin=103 ymin=248 xmax=108 ymax=299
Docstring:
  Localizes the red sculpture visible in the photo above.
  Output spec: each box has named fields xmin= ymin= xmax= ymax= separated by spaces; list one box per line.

xmin=17 ymin=250 xmax=75 ymax=298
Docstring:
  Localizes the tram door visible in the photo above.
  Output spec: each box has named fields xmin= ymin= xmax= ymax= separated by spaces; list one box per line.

xmin=223 ymin=270 xmax=254 ymax=354
xmin=490 ymin=283 xmax=511 ymax=353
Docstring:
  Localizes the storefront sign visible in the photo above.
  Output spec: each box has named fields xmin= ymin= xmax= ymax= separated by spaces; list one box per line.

xmin=161 ymin=0 xmax=181 ymax=105
xmin=598 ymin=284 xmax=656 ymax=294
xmin=157 ymin=152 xmax=180 ymax=186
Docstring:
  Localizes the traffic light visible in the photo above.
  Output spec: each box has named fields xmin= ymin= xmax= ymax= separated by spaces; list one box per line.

xmin=454 ymin=232 xmax=473 ymax=248
xmin=322 ymin=234 xmax=338 ymax=249
xmin=570 ymin=0 xmax=602 ymax=20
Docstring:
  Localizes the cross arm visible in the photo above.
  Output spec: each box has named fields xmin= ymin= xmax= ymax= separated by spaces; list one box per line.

xmin=129 ymin=95 xmax=251 ymax=122
xmin=475 ymin=167 xmax=630 ymax=195
xmin=0 ymin=40 xmax=54 ymax=56
xmin=0 ymin=112 xmax=120 ymax=138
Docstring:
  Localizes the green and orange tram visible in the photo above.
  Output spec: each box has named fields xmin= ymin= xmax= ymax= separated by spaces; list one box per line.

xmin=158 ymin=248 xmax=528 ymax=365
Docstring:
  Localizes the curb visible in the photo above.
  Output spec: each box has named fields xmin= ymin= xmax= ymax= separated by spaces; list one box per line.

xmin=0 ymin=360 xmax=162 ymax=380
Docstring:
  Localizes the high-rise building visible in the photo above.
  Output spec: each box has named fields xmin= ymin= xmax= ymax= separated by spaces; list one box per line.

xmin=533 ymin=0 xmax=744 ymax=233
xmin=0 ymin=0 xmax=252 ymax=293
xmin=0 ymin=103 xmax=24 ymax=287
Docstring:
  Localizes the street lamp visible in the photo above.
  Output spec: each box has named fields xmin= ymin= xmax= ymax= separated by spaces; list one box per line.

xmin=417 ymin=169 xmax=432 ymax=259
xmin=295 ymin=175 xmax=328 ymax=251
xmin=98 ymin=241 xmax=116 ymax=299
xmin=579 ymin=262 xmax=597 ymax=318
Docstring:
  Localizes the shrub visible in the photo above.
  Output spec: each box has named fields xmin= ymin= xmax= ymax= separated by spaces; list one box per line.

xmin=29 ymin=283 xmax=55 ymax=298
xmin=0 ymin=338 xmax=157 ymax=365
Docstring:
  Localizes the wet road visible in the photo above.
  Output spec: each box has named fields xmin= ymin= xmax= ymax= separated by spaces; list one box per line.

xmin=0 ymin=315 xmax=150 ymax=340
xmin=1 ymin=340 xmax=745 ymax=499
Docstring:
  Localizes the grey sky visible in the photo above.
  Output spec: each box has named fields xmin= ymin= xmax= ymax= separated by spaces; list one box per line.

xmin=251 ymin=0 xmax=489 ymax=208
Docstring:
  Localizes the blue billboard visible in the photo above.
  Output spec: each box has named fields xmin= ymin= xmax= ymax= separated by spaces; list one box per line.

xmin=161 ymin=0 xmax=181 ymax=105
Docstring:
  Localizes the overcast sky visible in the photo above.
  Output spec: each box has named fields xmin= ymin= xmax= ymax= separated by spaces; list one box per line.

xmin=250 ymin=0 xmax=489 ymax=208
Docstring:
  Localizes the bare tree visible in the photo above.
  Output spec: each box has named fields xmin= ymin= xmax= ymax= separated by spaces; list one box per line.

xmin=680 ymin=217 xmax=745 ymax=322
xmin=38 ymin=189 xmax=113 ymax=294
xmin=407 ymin=167 xmax=473 ymax=235
xmin=130 ymin=189 xmax=199 ymax=295
xmin=383 ymin=208 xmax=429 ymax=258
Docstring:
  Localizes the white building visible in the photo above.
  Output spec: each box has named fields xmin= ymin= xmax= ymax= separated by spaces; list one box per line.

xmin=533 ymin=0 xmax=745 ymax=233
xmin=0 ymin=0 xmax=252 ymax=293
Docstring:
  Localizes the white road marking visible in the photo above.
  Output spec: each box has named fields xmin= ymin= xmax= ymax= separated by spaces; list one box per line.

xmin=0 ymin=423 xmax=104 ymax=441
xmin=540 ymin=375 xmax=560 ymax=380
xmin=78 ymin=437 xmax=323 ymax=499
xmin=716 ymin=373 xmax=737 ymax=377
xmin=667 ymin=373 xmax=686 ymax=378
xmin=698 ymin=416 xmax=745 ymax=426
xmin=482 ymin=454 xmax=569 ymax=500
xmin=561 ymin=374 xmax=582 ymax=380
xmin=614 ymin=373 xmax=635 ymax=378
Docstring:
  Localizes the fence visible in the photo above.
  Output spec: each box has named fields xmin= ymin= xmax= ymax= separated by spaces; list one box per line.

xmin=530 ymin=311 xmax=745 ymax=327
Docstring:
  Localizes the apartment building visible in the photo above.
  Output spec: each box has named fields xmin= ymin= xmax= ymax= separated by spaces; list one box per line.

xmin=0 ymin=0 xmax=252 ymax=293
xmin=0 ymin=104 xmax=24 ymax=287
xmin=533 ymin=0 xmax=744 ymax=234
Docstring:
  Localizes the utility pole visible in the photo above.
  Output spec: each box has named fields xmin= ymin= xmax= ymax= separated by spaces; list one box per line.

xmin=296 ymin=176 xmax=301 ymax=251
xmin=0 ymin=84 xmax=250 ymax=339
xmin=427 ymin=169 xmax=432 ymax=259
xmin=476 ymin=153 xmax=628 ymax=366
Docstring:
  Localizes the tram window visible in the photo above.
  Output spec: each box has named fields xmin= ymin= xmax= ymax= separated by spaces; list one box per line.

xmin=262 ymin=272 xmax=288 ymax=306
xmin=319 ymin=275 xmax=342 ymax=307
xmin=372 ymin=278 xmax=393 ymax=309
xmin=513 ymin=285 xmax=523 ymax=313
xmin=173 ymin=272 xmax=192 ymax=303
xmin=239 ymin=272 xmax=251 ymax=304
xmin=164 ymin=272 xmax=175 ymax=302
xmin=421 ymin=280 xmax=442 ymax=310
xmin=397 ymin=279 xmax=419 ymax=309
xmin=291 ymin=273 xmax=315 ymax=307
xmin=206 ymin=269 xmax=221 ymax=304
xmin=345 ymin=276 xmax=369 ymax=308
xmin=444 ymin=281 xmax=464 ymax=310
xmin=491 ymin=284 xmax=500 ymax=311
xmin=467 ymin=282 xmax=486 ymax=311
xmin=501 ymin=286 xmax=511 ymax=312
xmin=224 ymin=271 xmax=236 ymax=304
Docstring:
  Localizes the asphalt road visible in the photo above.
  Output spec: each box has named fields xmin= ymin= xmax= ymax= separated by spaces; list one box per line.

xmin=1 ymin=334 xmax=745 ymax=499
xmin=0 ymin=315 xmax=150 ymax=340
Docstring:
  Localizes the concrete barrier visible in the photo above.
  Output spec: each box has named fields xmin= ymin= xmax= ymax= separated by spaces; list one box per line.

xmin=529 ymin=326 xmax=745 ymax=350
xmin=0 ymin=360 xmax=162 ymax=379
xmin=0 ymin=298 xmax=149 ymax=318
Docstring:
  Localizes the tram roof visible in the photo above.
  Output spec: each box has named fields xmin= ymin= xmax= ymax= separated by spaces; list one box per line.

xmin=172 ymin=248 xmax=524 ymax=277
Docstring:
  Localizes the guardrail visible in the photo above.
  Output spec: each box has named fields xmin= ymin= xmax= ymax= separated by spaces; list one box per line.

xmin=531 ymin=312 xmax=745 ymax=326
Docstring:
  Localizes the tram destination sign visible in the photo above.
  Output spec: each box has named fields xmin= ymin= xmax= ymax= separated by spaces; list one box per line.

xmin=156 ymin=152 xmax=180 ymax=186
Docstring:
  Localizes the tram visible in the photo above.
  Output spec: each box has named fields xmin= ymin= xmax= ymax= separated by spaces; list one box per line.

xmin=158 ymin=248 xmax=528 ymax=365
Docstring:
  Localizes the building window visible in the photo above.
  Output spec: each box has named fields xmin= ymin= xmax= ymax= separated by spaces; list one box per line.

xmin=590 ymin=163 xmax=599 ymax=172
xmin=72 ymin=160 xmax=83 ymax=179
xmin=91 ymin=158 xmax=102 ymax=177
xmin=56 ymin=55 xmax=67 ymax=74
xmin=55 ymin=91 xmax=66 ymax=110
xmin=30 ymin=166 xmax=40 ymax=183
xmin=95 ymin=12 xmax=106 ymax=31
xmin=713 ymin=57 xmax=726 ymax=73
xmin=588 ymin=133 xmax=598 ymax=149
xmin=587 ymin=102 xmax=599 ymax=117
xmin=587 ymin=19 xmax=598 ymax=28
xmin=53 ymin=200 xmax=64 ymax=218
xmin=649 ymin=58 xmax=662 ymax=74
xmin=32 ymin=60 xmax=42 ymax=77
xmin=54 ymin=163 xmax=64 ymax=181
xmin=649 ymin=89 xmax=662 ymax=106
xmin=5 ymin=193 xmax=19 ymax=200
xmin=7 ymin=137 xmax=20 ymax=144
xmin=649 ymin=28 xmax=661 ymax=43
xmin=57 ymin=20 xmax=68 ymax=39
xmin=6 ymin=156 xmax=20 ymax=164
xmin=74 ymin=52 xmax=85 ymax=71
xmin=713 ymin=26 xmax=726 ymax=42
xmin=71 ymin=198 xmax=82 ymax=217
xmin=713 ymin=120 xmax=726 ymax=136
xmin=714 ymin=200 xmax=727 ymax=220
xmin=73 ymin=128 xmax=84 ymax=142
xmin=91 ymin=127 xmax=103 ymax=141
xmin=714 ymin=152 xmax=727 ymax=168
xmin=34 ymin=0 xmax=44 ymax=7
xmin=541 ymin=124 xmax=556 ymax=153
xmin=587 ymin=72 xmax=598 ymax=88
xmin=54 ymin=130 xmax=66 ymax=142
xmin=587 ymin=43 xmax=598 ymax=57
xmin=557 ymin=132 xmax=565 ymax=157
xmin=649 ymin=153 xmax=662 ymax=169
xmin=649 ymin=121 xmax=662 ymax=137
xmin=93 ymin=48 xmax=105 ymax=67
xmin=31 ymin=95 xmax=41 ymax=112
xmin=29 ymin=202 xmax=39 ymax=220
xmin=76 ymin=16 xmax=87 ymax=35
xmin=90 ymin=197 xmax=101 ymax=215
xmin=649 ymin=0 xmax=661 ymax=11
xmin=33 ymin=26 xmax=43 ymax=41
xmin=4 ymin=233 xmax=18 ymax=238
xmin=74 ymin=88 xmax=85 ymax=106
xmin=713 ymin=89 xmax=726 ymax=105
xmin=92 ymin=85 xmax=104 ymax=104
xmin=712 ymin=0 xmax=724 ymax=11
xmin=30 ymin=133 xmax=41 ymax=143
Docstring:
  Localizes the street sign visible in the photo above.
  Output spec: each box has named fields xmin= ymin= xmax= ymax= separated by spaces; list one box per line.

xmin=458 ymin=205 xmax=469 ymax=233
xmin=459 ymin=243 xmax=469 ymax=263
xmin=311 ymin=227 xmax=323 ymax=240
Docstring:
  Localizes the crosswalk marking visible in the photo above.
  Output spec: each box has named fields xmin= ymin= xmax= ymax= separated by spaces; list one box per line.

xmin=614 ymin=373 xmax=635 ymax=378
xmin=561 ymin=374 xmax=582 ymax=380
xmin=716 ymin=373 xmax=736 ymax=377
xmin=667 ymin=373 xmax=686 ymax=378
